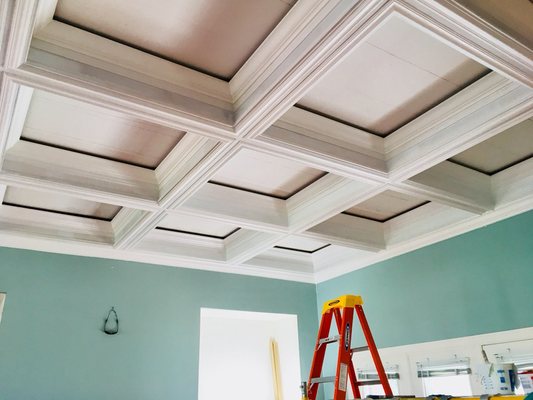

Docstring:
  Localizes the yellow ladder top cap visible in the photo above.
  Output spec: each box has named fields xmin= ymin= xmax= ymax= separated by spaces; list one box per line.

xmin=322 ymin=294 xmax=363 ymax=314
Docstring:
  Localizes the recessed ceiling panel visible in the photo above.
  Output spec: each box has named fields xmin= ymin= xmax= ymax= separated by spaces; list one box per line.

xmin=54 ymin=0 xmax=294 ymax=79
xmin=344 ymin=190 xmax=426 ymax=221
xmin=22 ymin=90 xmax=185 ymax=169
xmin=276 ymin=236 xmax=329 ymax=252
xmin=298 ymin=15 xmax=489 ymax=135
xmin=210 ymin=149 xmax=326 ymax=198
xmin=158 ymin=214 xmax=239 ymax=238
xmin=450 ymin=118 xmax=533 ymax=174
xmin=3 ymin=186 xmax=121 ymax=220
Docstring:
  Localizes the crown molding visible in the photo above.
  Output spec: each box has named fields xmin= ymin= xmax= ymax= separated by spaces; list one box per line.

xmin=386 ymin=73 xmax=533 ymax=180
xmin=3 ymin=140 xmax=159 ymax=202
xmin=315 ymin=196 xmax=533 ymax=283
xmin=33 ymin=21 xmax=234 ymax=108
xmin=0 ymin=203 xmax=113 ymax=244
xmin=304 ymin=213 xmax=385 ymax=252
xmin=225 ymin=229 xmax=284 ymax=265
xmin=394 ymin=161 xmax=494 ymax=214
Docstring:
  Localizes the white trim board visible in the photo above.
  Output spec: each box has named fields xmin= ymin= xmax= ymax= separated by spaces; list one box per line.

xmin=0 ymin=0 xmax=531 ymax=283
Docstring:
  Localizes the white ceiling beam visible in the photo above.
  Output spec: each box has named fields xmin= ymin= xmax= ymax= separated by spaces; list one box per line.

xmin=178 ymin=182 xmax=289 ymax=233
xmin=1 ymin=0 xmax=38 ymax=69
xmin=1 ymin=141 xmax=160 ymax=210
xmin=394 ymin=161 xmax=494 ymax=214
xmin=492 ymin=158 xmax=533 ymax=209
xmin=155 ymin=134 xmax=221 ymax=203
xmin=252 ymin=106 xmax=388 ymax=182
xmin=33 ymin=20 xmax=233 ymax=108
xmin=0 ymin=203 xmax=113 ymax=244
xmin=243 ymin=248 xmax=315 ymax=275
xmin=224 ymin=229 xmax=284 ymax=264
xmin=303 ymin=213 xmax=385 ymax=252
xmin=384 ymin=202 xmax=476 ymax=247
xmin=112 ymin=208 xmax=165 ymax=250
xmin=135 ymin=228 xmax=226 ymax=263
xmin=9 ymin=49 xmax=235 ymax=140
xmin=386 ymin=72 xmax=533 ymax=181
xmin=286 ymin=174 xmax=381 ymax=231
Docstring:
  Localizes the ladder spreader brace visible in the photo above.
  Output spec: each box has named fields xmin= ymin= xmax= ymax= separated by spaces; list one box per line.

xmin=303 ymin=295 xmax=392 ymax=400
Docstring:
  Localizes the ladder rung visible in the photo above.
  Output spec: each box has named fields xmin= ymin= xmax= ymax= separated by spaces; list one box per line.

xmin=319 ymin=335 xmax=340 ymax=345
xmin=351 ymin=345 xmax=369 ymax=353
xmin=310 ymin=376 xmax=335 ymax=384
xmin=358 ymin=379 xmax=382 ymax=386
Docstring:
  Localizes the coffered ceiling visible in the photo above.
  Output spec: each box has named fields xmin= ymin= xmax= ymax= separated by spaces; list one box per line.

xmin=0 ymin=0 xmax=531 ymax=283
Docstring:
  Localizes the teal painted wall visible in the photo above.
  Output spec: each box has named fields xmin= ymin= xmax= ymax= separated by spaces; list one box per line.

xmin=316 ymin=210 xmax=533 ymax=398
xmin=318 ymin=210 xmax=533 ymax=347
xmin=0 ymin=249 xmax=318 ymax=400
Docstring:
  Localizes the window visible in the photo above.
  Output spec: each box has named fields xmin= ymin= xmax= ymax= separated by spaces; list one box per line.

xmin=417 ymin=357 xmax=473 ymax=396
xmin=357 ymin=367 xmax=400 ymax=397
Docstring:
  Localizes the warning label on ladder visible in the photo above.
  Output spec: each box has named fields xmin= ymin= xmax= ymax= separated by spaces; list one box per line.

xmin=339 ymin=363 xmax=347 ymax=392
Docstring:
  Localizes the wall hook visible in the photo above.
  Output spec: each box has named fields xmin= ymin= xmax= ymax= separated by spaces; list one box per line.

xmin=103 ymin=306 xmax=119 ymax=335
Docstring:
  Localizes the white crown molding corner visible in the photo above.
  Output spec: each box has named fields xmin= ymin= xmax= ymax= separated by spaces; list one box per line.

xmin=394 ymin=161 xmax=494 ymax=214
xmin=314 ymin=197 xmax=533 ymax=283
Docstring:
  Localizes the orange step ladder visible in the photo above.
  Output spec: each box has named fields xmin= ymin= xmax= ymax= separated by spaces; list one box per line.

xmin=302 ymin=295 xmax=392 ymax=400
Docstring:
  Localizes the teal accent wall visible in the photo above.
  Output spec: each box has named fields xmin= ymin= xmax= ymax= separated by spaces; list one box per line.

xmin=0 ymin=249 xmax=318 ymax=400
xmin=318 ymin=210 xmax=533 ymax=347
xmin=316 ymin=210 xmax=533 ymax=398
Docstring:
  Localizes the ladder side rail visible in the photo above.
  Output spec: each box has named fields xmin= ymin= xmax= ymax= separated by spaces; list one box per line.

xmin=333 ymin=308 xmax=361 ymax=399
xmin=354 ymin=305 xmax=393 ymax=397
xmin=307 ymin=311 xmax=334 ymax=400
xmin=332 ymin=306 xmax=354 ymax=400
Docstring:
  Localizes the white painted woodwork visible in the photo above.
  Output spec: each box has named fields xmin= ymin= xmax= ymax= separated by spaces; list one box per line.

xmin=33 ymin=20 xmax=234 ymax=109
xmin=385 ymin=72 xmax=533 ymax=181
xmin=136 ymin=228 xmax=226 ymax=262
xmin=55 ymin=0 xmax=294 ymax=79
xmin=179 ymin=182 xmax=289 ymax=232
xmin=244 ymin=248 xmax=314 ymax=274
xmin=24 ymin=89 xmax=185 ymax=168
xmin=305 ymin=213 xmax=385 ymax=252
xmin=276 ymin=236 xmax=328 ymax=252
xmin=0 ymin=204 xmax=113 ymax=244
xmin=399 ymin=161 xmax=494 ymax=214
xmin=286 ymin=174 xmax=380 ymax=230
xmin=299 ymin=15 xmax=488 ymax=135
xmin=112 ymin=208 xmax=160 ymax=250
xmin=345 ymin=190 xmax=425 ymax=221
xmin=2 ymin=141 xmax=159 ymax=203
xmin=211 ymin=148 xmax=325 ymax=198
xmin=492 ymin=158 xmax=533 ymax=208
xmin=450 ymin=118 xmax=533 ymax=174
xmin=158 ymin=213 xmax=238 ymax=238
xmin=0 ymin=0 xmax=532 ymax=282
xmin=312 ymin=245 xmax=375 ymax=273
xmin=225 ymin=229 xmax=283 ymax=264
xmin=384 ymin=203 xmax=476 ymax=247
xmin=3 ymin=186 xmax=120 ymax=219
xmin=22 ymin=46 xmax=236 ymax=135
